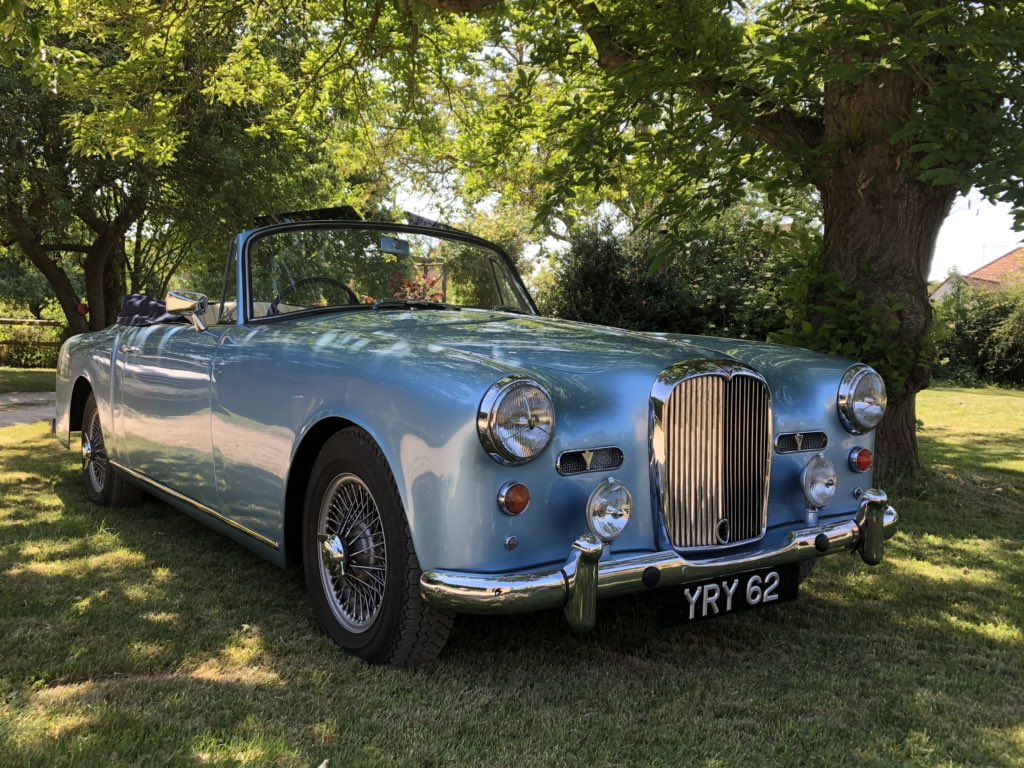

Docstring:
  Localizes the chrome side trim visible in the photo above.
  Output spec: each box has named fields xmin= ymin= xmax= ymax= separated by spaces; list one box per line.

xmin=421 ymin=496 xmax=898 ymax=619
xmin=110 ymin=460 xmax=280 ymax=550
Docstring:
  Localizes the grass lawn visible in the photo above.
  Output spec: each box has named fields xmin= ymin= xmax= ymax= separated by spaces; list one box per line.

xmin=0 ymin=387 xmax=1021 ymax=767
xmin=0 ymin=368 xmax=56 ymax=394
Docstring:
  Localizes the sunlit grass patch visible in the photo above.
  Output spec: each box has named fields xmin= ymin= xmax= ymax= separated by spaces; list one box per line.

xmin=0 ymin=367 xmax=56 ymax=394
xmin=0 ymin=389 xmax=1021 ymax=767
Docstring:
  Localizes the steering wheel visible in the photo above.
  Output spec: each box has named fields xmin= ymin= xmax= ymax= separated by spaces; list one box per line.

xmin=269 ymin=276 xmax=360 ymax=315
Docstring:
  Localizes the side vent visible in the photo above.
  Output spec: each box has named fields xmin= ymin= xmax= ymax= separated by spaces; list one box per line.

xmin=556 ymin=447 xmax=624 ymax=476
xmin=775 ymin=432 xmax=828 ymax=453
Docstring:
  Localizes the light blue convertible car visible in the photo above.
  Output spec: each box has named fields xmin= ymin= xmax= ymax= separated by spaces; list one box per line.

xmin=54 ymin=211 xmax=897 ymax=665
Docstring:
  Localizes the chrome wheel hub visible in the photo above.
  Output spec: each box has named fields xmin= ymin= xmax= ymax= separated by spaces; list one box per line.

xmin=317 ymin=473 xmax=387 ymax=633
xmin=318 ymin=533 xmax=348 ymax=578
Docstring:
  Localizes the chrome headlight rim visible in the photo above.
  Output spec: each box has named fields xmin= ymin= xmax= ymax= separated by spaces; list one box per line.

xmin=838 ymin=364 xmax=887 ymax=435
xmin=477 ymin=375 xmax=555 ymax=466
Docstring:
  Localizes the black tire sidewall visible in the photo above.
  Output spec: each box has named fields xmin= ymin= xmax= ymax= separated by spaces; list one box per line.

xmin=302 ymin=430 xmax=411 ymax=661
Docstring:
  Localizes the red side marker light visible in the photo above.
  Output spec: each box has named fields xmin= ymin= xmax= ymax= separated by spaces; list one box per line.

xmin=849 ymin=448 xmax=873 ymax=473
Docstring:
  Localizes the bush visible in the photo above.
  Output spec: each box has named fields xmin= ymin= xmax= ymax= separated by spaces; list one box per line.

xmin=537 ymin=219 xmax=809 ymax=340
xmin=0 ymin=323 xmax=61 ymax=368
xmin=538 ymin=228 xmax=697 ymax=333
xmin=0 ymin=300 xmax=65 ymax=368
xmin=932 ymin=277 xmax=1024 ymax=386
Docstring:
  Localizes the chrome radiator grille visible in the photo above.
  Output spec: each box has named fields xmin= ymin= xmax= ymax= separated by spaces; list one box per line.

xmin=657 ymin=370 xmax=771 ymax=549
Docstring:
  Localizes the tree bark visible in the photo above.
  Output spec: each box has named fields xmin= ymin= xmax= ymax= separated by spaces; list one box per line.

xmin=819 ymin=70 xmax=955 ymax=480
xmin=8 ymin=223 xmax=89 ymax=336
xmin=102 ymin=241 xmax=128 ymax=327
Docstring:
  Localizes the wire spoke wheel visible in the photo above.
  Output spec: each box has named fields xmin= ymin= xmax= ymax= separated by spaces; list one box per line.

xmin=83 ymin=405 xmax=108 ymax=494
xmin=317 ymin=473 xmax=387 ymax=633
xmin=303 ymin=428 xmax=451 ymax=664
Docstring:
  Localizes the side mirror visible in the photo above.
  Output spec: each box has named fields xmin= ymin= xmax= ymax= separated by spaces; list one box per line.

xmin=166 ymin=290 xmax=209 ymax=333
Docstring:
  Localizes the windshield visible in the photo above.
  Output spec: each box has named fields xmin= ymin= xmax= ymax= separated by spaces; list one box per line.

xmin=245 ymin=225 xmax=534 ymax=320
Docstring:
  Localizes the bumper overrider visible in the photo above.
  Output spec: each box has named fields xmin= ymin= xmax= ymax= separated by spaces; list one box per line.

xmin=420 ymin=489 xmax=897 ymax=630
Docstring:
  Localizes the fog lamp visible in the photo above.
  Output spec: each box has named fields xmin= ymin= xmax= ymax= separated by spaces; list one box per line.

xmin=802 ymin=454 xmax=837 ymax=509
xmin=586 ymin=478 xmax=632 ymax=543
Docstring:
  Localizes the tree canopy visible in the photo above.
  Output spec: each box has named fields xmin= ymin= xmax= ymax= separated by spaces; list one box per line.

xmin=416 ymin=0 xmax=1024 ymax=476
xmin=0 ymin=0 xmax=481 ymax=331
xmin=2 ymin=0 xmax=1022 ymax=475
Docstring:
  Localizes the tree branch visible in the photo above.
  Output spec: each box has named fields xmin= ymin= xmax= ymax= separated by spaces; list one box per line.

xmin=42 ymin=242 xmax=92 ymax=253
xmin=418 ymin=0 xmax=501 ymax=11
xmin=574 ymin=3 xmax=632 ymax=70
xmin=572 ymin=3 xmax=822 ymax=155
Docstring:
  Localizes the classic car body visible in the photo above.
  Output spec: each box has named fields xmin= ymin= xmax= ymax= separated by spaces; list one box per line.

xmin=55 ymin=214 xmax=897 ymax=665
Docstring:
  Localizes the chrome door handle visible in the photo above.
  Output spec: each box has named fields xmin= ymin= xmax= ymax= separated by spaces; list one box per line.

xmin=121 ymin=346 xmax=141 ymax=354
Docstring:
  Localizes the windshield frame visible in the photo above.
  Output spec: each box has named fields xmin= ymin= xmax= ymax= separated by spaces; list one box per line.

xmin=237 ymin=220 xmax=538 ymax=324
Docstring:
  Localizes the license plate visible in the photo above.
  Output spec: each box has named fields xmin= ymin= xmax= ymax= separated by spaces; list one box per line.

xmin=657 ymin=564 xmax=799 ymax=629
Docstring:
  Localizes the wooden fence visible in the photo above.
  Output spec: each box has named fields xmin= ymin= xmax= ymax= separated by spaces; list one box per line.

xmin=0 ymin=318 xmax=64 ymax=349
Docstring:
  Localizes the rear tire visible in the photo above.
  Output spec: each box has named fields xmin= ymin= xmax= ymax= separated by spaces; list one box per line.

xmin=302 ymin=427 xmax=452 ymax=666
xmin=81 ymin=393 xmax=142 ymax=507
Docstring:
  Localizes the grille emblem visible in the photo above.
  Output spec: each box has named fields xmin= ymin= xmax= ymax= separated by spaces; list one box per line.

xmin=716 ymin=518 xmax=731 ymax=545
xmin=581 ymin=450 xmax=595 ymax=470
xmin=795 ymin=433 xmax=804 ymax=451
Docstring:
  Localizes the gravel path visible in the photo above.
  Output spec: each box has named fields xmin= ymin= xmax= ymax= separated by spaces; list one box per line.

xmin=0 ymin=392 xmax=56 ymax=428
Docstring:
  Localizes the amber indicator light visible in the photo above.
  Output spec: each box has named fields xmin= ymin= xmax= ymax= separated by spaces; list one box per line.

xmin=499 ymin=482 xmax=531 ymax=515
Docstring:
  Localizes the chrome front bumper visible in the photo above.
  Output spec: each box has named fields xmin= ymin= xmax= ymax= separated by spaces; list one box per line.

xmin=421 ymin=489 xmax=898 ymax=631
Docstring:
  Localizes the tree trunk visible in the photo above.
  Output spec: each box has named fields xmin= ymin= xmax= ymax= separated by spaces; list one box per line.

xmin=820 ymin=71 xmax=955 ymax=480
xmin=15 ymin=235 xmax=89 ymax=336
xmin=102 ymin=241 xmax=128 ymax=327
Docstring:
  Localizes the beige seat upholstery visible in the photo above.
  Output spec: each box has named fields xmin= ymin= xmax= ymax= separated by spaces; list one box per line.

xmin=201 ymin=300 xmax=303 ymax=323
xmin=202 ymin=301 xmax=236 ymax=325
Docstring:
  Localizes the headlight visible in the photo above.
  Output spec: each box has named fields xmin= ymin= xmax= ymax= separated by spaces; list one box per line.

xmin=838 ymin=365 xmax=887 ymax=434
xmin=477 ymin=377 xmax=555 ymax=465
xmin=801 ymin=454 xmax=837 ymax=509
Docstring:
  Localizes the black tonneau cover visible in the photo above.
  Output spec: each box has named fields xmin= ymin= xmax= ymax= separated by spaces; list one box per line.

xmin=116 ymin=294 xmax=189 ymax=327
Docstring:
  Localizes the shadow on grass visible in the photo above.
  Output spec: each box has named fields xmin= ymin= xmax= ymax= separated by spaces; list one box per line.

xmin=1 ymin=422 xmax=1022 ymax=767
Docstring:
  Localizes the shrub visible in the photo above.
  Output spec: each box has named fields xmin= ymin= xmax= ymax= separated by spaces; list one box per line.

xmin=932 ymin=277 xmax=1024 ymax=386
xmin=0 ymin=300 xmax=65 ymax=368
xmin=0 ymin=323 xmax=61 ymax=368
xmin=537 ymin=219 xmax=808 ymax=340
xmin=538 ymin=228 xmax=697 ymax=333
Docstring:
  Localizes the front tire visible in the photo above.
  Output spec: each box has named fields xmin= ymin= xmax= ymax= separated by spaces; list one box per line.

xmin=302 ymin=427 xmax=452 ymax=665
xmin=81 ymin=393 xmax=142 ymax=507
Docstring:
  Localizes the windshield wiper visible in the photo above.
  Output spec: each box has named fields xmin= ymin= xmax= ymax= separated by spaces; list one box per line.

xmin=491 ymin=305 xmax=527 ymax=314
xmin=372 ymin=299 xmax=461 ymax=311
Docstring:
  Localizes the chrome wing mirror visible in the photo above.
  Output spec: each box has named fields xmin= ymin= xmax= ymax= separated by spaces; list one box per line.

xmin=165 ymin=290 xmax=209 ymax=333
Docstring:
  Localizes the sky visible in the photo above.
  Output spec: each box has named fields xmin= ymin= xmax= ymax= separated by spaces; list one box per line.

xmin=930 ymin=189 xmax=1022 ymax=282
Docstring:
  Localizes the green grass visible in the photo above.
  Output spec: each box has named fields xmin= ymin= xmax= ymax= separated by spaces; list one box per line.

xmin=0 ymin=367 xmax=56 ymax=394
xmin=1 ymin=388 xmax=1021 ymax=767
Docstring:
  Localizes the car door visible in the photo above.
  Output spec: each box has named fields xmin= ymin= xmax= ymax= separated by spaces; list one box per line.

xmin=119 ymin=322 xmax=221 ymax=509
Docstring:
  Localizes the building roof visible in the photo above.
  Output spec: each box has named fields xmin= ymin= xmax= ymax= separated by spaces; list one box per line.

xmin=929 ymin=246 xmax=1024 ymax=301
xmin=968 ymin=246 xmax=1024 ymax=283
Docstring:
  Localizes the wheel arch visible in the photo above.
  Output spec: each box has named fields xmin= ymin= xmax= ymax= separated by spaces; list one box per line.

xmin=69 ymin=376 xmax=93 ymax=432
xmin=283 ymin=416 xmax=356 ymax=566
